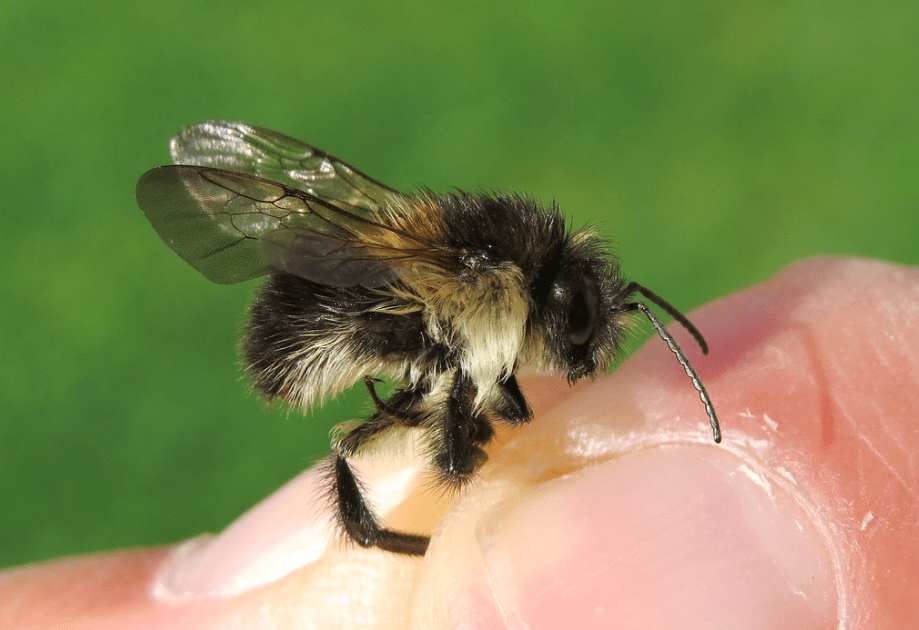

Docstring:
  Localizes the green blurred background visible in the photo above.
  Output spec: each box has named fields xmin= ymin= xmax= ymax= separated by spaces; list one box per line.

xmin=1 ymin=0 xmax=916 ymax=569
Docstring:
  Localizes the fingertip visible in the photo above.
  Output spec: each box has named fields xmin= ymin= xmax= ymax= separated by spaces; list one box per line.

xmin=475 ymin=450 xmax=836 ymax=629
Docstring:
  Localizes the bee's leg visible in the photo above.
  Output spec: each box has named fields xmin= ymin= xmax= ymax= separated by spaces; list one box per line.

xmin=362 ymin=375 xmax=425 ymax=427
xmin=434 ymin=370 xmax=493 ymax=486
xmin=493 ymin=373 xmax=532 ymax=424
xmin=331 ymin=452 xmax=430 ymax=555
xmin=331 ymin=379 xmax=432 ymax=555
xmin=337 ymin=378 xmax=428 ymax=457
xmin=334 ymin=412 xmax=395 ymax=458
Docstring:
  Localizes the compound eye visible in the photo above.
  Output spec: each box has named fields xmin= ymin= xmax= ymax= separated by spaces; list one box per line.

xmin=567 ymin=274 xmax=598 ymax=346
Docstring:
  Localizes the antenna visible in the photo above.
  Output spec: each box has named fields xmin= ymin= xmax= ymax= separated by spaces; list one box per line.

xmin=624 ymin=282 xmax=721 ymax=443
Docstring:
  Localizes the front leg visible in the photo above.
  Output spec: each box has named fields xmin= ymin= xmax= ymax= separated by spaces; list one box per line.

xmin=493 ymin=373 xmax=532 ymax=424
xmin=435 ymin=370 xmax=495 ymax=486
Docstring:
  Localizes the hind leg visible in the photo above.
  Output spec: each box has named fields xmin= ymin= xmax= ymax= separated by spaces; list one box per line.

xmin=331 ymin=453 xmax=430 ymax=555
xmin=331 ymin=378 xmax=432 ymax=555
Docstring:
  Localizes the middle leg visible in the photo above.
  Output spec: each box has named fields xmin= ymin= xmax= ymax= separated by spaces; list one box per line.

xmin=435 ymin=370 xmax=495 ymax=486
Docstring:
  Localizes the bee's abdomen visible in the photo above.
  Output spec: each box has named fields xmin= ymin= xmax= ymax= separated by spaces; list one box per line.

xmin=244 ymin=271 xmax=453 ymax=410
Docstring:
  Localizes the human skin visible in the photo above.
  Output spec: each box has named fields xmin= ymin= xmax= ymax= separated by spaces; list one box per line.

xmin=1 ymin=257 xmax=917 ymax=629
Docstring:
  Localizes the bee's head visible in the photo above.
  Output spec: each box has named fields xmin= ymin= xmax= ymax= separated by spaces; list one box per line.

xmin=526 ymin=226 xmax=721 ymax=442
xmin=528 ymin=230 xmax=630 ymax=382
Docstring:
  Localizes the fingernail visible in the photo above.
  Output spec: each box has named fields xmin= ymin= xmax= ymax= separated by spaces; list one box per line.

xmin=477 ymin=448 xmax=837 ymax=630
xmin=150 ymin=456 xmax=423 ymax=602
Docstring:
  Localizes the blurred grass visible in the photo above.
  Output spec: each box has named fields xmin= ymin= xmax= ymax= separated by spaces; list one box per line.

xmin=1 ymin=0 xmax=917 ymax=568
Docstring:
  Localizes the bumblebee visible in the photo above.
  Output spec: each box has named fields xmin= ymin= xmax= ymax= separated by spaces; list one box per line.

xmin=136 ymin=120 xmax=720 ymax=556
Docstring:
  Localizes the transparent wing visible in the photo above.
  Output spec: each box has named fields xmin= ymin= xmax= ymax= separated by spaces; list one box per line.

xmin=169 ymin=120 xmax=403 ymax=216
xmin=136 ymin=165 xmax=430 ymax=286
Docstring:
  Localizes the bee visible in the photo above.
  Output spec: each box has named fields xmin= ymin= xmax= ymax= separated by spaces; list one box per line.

xmin=136 ymin=120 xmax=721 ymax=556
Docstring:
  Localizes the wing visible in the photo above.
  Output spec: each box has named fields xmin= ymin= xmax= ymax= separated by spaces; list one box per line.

xmin=136 ymin=164 xmax=441 ymax=286
xmin=168 ymin=120 xmax=401 ymax=216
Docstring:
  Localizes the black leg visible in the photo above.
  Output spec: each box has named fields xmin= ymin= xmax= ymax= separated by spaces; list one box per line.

xmin=332 ymin=453 xmax=429 ymax=555
xmin=336 ymin=412 xmax=396 ymax=458
xmin=339 ymin=378 xmax=429 ymax=457
xmin=363 ymin=375 xmax=426 ymax=427
xmin=493 ymin=373 xmax=532 ymax=424
xmin=363 ymin=375 xmax=392 ymax=411
xmin=434 ymin=371 xmax=493 ymax=485
xmin=331 ymin=372 xmax=497 ymax=555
